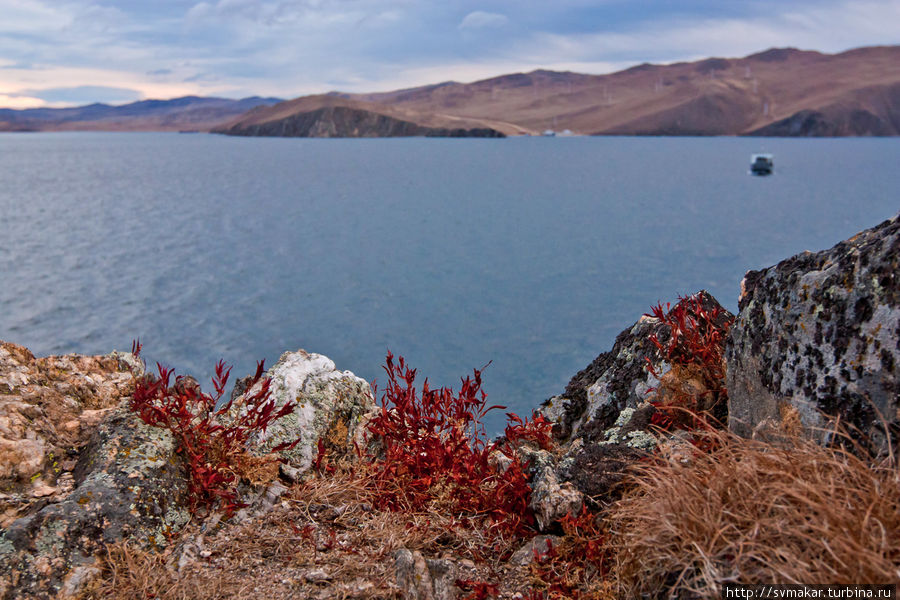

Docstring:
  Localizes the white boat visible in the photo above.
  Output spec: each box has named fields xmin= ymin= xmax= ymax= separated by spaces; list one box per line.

xmin=750 ymin=153 xmax=774 ymax=175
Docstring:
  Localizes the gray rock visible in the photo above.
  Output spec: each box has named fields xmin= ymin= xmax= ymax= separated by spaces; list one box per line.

xmin=393 ymin=548 xmax=458 ymax=600
xmin=528 ymin=465 xmax=583 ymax=532
xmin=543 ymin=291 xmax=731 ymax=445
xmin=727 ymin=215 xmax=900 ymax=455
xmin=509 ymin=535 xmax=560 ymax=565
xmin=0 ymin=406 xmax=190 ymax=599
xmin=540 ymin=292 xmax=731 ymax=502
xmin=236 ymin=349 xmax=376 ymax=471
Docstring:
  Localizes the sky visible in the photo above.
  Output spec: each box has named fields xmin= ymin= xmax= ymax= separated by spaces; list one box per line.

xmin=1 ymin=0 xmax=898 ymax=108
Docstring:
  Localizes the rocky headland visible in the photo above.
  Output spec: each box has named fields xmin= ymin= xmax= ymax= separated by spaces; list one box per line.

xmin=1 ymin=214 xmax=897 ymax=599
xmin=213 ymin=95 xmax=512 ymax=138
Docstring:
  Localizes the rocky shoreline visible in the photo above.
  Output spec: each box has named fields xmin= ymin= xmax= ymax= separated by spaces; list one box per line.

xmin=1 ymin=214 xmax=897 ymax=599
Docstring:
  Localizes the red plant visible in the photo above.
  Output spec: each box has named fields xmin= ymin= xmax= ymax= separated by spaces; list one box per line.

xmin=644 ymin=294 xmax=734 ymax=432
xmin=529 ymin=507 xmax=610 ymax=600
xmin=366 ymin=352 xmax=537 ymax=538
xmin=504 ymin=412 xmax=554 ymax=451
xmin=130 ymin=355 xmax=299 ymax=516
xmin=456 ymin=579 xmax=500 ymax=600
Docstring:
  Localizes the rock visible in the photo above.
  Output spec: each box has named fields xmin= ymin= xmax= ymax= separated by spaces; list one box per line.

xmin=539 ymin=292 xmax=732 ymax=502
xmin=727 ymin=215 xmax=900 ymax=455
xmin=0 ymin=405 xmax=190 ymax=599
xmin=232 ymin=480 xmax=289 ymax=524
xmin=59 ymin=565 xmax=101 ymax=599
xmin=305 ymin=568 xmax=333 ymax=583
xmin=0 ymin=342 xmax=140 ymax=527
xmin=565 ymin=442 xmax=646 ymax=500
xmin=509 ymin=535 xmax=560 ymax=565
xmin=237 ymin=350 xmax=375 ymax=472
xmin=393 ymin=548 xmax=458 ymax=600
xmin=528 ymin=466 xmax=583 ymax=532
xmin=543 ymin=291 xmax=731 ymax=445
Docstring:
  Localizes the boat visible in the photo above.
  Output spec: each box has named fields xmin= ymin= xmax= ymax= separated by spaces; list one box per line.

xmin=750 ymin=153 xmax=774 ymax=175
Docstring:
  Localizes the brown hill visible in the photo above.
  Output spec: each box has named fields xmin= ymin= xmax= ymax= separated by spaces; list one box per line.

xmin=347 ymin=46 xmax=900 ymax=136
xmin=214 ymin=95 xmax=520 ymax=138
xmin=0 ymin=96 xmax=283 ymax=132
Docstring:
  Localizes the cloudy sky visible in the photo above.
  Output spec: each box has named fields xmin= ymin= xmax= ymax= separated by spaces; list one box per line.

xmin=1 ymin=0 xmax=898 ymax=108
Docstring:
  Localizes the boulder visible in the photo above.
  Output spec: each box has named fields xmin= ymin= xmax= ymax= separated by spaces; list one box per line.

xmin=1 ymin=399 xmax=190 ymax=599
xmin=540 ymin=292 xmax=732 ymax=501
xmin=393 ymin=548 xmax=458 ymax=600
xmin=0 ymin=343 xmax=192 ymax=598
xmin=0 ymin=342 xmax=140 ymax=527
xmin=543 ymin=291 xmax=731 ymax=445
xmin=238 ymin=350 xmax=376 ymax=472
xmin=727 ymin=215 xmax=900 ymax=455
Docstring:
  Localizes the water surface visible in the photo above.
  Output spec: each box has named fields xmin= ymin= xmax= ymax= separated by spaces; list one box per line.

xmin=1 ymin=132 xmax=896 ymax=431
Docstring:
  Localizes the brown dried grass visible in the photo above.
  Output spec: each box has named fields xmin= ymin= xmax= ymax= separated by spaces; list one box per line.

xmin=608 ymin=428 xmax=900 ymax=598
xmin=82 ymin=463 xmax=532 ymax=600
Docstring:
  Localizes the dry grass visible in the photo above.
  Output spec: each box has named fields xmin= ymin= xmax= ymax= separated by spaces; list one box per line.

xmin=608 ymin=429 xmax=900 ymax=598
xmin=82 ymin=463 xmax=535 ymax=600
xmin=82 ymin=426 xmax=900 ymax=599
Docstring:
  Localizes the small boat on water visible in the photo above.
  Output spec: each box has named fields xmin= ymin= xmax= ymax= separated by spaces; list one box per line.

xmin=750 ymin=153 xmax=774 ymax=176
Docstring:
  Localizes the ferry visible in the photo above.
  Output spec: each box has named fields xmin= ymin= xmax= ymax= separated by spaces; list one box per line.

xmin=750 ymin=153 xmax=774 ymax=176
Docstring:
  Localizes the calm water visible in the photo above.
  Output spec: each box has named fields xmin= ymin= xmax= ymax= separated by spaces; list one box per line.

xmin=1 ymin=132 xmax=897 ymax=432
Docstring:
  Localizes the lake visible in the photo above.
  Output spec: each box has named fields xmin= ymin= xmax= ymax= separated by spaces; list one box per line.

xmin=1 ymin=132 xmax=897 ymax=432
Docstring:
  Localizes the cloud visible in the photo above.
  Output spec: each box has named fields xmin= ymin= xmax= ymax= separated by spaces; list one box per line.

xmin=0 ymin=92 xmax=45 ymax=109
xmin=459 ymin=11 xmax=509 ymax=30
xmin=22 ymin=85 xmax=143 ymax=105
xmin=518 ymin=0 xmax=900 ymax=67
xmin=0 ymin=0 xmax=898 ymax=108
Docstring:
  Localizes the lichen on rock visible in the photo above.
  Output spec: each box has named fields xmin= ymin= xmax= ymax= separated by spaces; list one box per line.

xmin=232 ymin=349 xmax=376 ymax=472
xmin=727 ymin=214 xmax=900 ymax=455
xmin=0 ymin=343 xmax=188 ymax=599
xmin=539 ymin=291 xmax=732 ymax=502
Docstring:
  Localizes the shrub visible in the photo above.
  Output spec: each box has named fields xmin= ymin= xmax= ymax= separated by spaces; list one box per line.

xmin=529 ymin=507 xmax=613 ymax=600
xmin=365 ymin=351 xmax=548 ymax=540
xmin=129 ymin=350 xmax=298 ymax=516
xmin=644 ymin=293 xmax=734 ymax=432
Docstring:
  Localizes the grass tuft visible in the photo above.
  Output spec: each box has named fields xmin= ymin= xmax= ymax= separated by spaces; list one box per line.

xmin=609 ymin=429 xmax=900 ymax=598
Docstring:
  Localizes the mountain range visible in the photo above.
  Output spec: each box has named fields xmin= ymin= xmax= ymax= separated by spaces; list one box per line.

xmin=0 ymin=96 xmax=282 ymax=132
xmin=4 ymin=46 xmax=899 ymax=137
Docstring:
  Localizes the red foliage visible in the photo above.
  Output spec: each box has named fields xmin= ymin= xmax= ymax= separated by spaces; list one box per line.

xmin=130 ymin=356 xmax=299 ymax=516
xmin=644 ymin=294 xmax=734 ymax=432
xmin=456 ymin=579 xmax=500 ymax=600
xmin=529 ymin=507 xmax=610 ymax=599
xmin=366 ymin=352 xmax=537 ymax=538
xmin=504 ymin=411 xmax=554 ymax=451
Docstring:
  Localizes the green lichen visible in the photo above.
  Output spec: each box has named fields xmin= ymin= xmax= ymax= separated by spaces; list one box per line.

xmin=0 ymin=534 xmax=15 ymax=557
xmin=625 ymin=430 xmax=658 ymax=450
xmin=118 ymin=425 xmax=176 ymax=478
xmin=34 ymin=519 xmax=68 ymax=556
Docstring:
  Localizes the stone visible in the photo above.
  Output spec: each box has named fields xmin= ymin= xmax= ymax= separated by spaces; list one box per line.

xmin=726 ymin=215 xmax=900 ymax=455
xmin=393 ymin=548 xmax=458 ymax=600
xmin=235 ymin=350 xmax=376 ymax=471
xmin=0 ymin=406 xmax=190 ymax=599
xmin=305 ymin=568 xmax=333 ymax=583
xmin=509 ymin=535 xmax=560 ymax=565
xmin=565 ymin=442 xmax=646 ymax=500
xmin=542 ymin=291 xmax=732 ymax=445
xmin=0 ymin=342 xmax=139 ymax=527
xmin=539 ymin=292 xmax=732 ymax=502
xmin=528 ymin=465 xmax=583 ymax=532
